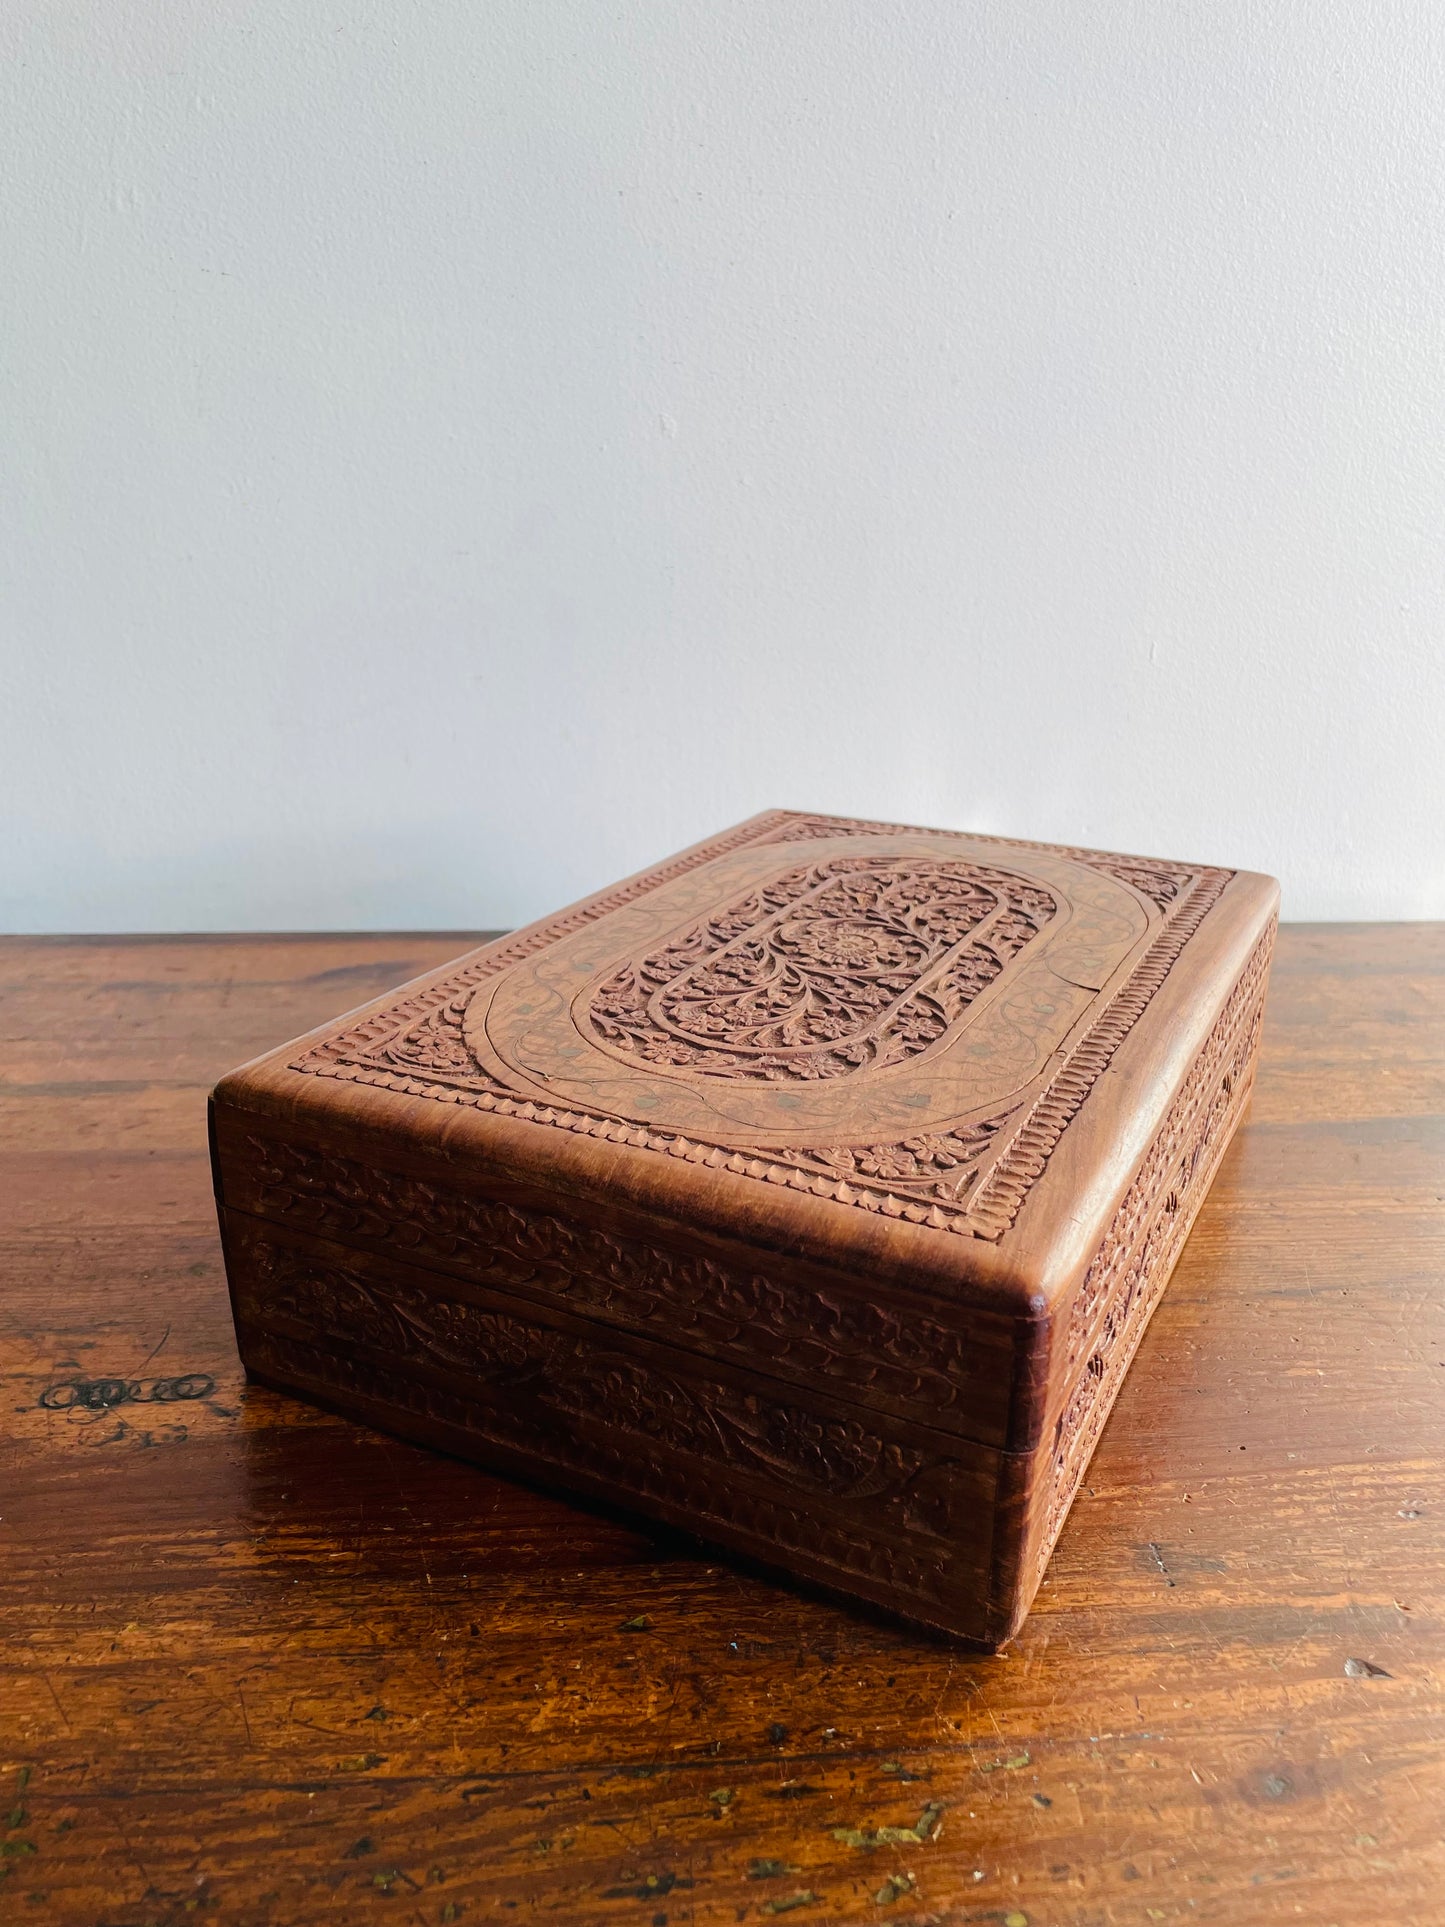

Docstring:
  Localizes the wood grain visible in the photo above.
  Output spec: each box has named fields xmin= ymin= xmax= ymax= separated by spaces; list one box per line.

xmin=2 ymin=924 xmax=1441 ymax=1925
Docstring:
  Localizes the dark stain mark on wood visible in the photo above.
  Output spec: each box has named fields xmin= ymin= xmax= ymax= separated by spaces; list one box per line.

xmin=1146 ymin=1542 xmax=1177 ymax=1586
xmin=303 ymin=962 xmax=430 ymax=989
xmin=601 ymin=1870 xmax=691 ymax=1900
xmin=38 ymin=1372 xmax=216 ymax=1411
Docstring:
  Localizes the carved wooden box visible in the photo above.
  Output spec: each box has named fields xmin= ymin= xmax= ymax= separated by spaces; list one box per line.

xmin=210 ymin=810 xmax=1278 ymax=1647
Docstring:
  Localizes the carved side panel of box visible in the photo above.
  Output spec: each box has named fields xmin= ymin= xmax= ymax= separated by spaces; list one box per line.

xmin=222 ymin=1215 xmax=1004 ymax=1639
xmin=213 ymin=1123 xmax=1021 ymax=1446
xmin=1011 ymin=916 xmax=1276 ymax=1609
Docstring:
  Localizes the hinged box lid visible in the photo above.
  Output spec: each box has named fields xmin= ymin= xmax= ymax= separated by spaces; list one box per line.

xmin=212 ymin=810 xmax=1277 ymax=1468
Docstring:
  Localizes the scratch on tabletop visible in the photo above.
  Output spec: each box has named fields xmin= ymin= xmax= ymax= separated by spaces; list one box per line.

xmin=1324 ymin=1463 xmax=1356 ymax=1598
xmin=41 ymin=1673 xmax=72 ymax=1734
xmin=931 ymin=1657 xmax=955 ymax=1732
xmin=1266 ymin=1629 xmax=1309 ymax=1676
xmin=105 ymin=1805 xmax=155 ymax=1894
xmin=379 ymin=1439 xmax=434 ymax=1590
xmin=590 ymin=1814 xmax=641 ymax=1851
xmin=135 ymin=1324 xmax=172 ymax=1376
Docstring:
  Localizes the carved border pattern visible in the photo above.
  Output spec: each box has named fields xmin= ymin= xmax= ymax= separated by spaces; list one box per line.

xmin=236 ymin=1241 xmax=969 ymax=1605
xmin=1035 ymin=918 xmax=1276 ymax=1573
xmin=292 ymin=811 xmax=1232 ymax=1240
xmin=773 ymin=815 xmax=1204 ymax=912
xmin=242 ymin=1135 xmax=985 ymax=1421
xmin=965 ymin=866 xmax=1232 ymax=1237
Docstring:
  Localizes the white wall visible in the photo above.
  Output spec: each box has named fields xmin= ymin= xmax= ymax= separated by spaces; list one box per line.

xmin=4 ymin=2 xmax=1444 ymax=931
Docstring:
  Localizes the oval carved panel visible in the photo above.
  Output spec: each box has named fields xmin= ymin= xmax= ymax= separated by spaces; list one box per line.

xmin=471 ymin=833 xmax=1153 ymax=1148
xmin=586 ymin=857 xmax=1059 ymax=1085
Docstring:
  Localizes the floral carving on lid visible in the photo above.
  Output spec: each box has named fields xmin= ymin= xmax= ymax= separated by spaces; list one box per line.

xmin=586 ymin=857 xmax=1058 ymax=1084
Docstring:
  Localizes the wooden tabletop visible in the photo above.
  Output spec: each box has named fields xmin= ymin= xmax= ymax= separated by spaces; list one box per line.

xmin=3 ymin=925 xmax=1442 ymax=1927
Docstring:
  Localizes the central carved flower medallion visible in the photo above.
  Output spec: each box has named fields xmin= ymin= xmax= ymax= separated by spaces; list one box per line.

xmin=586 ymin=858 xmax=1060 ymax=1084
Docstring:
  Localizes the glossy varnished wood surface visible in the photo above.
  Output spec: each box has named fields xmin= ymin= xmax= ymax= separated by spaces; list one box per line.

xmin=2 ymin=924 xmax=1442 ymax=1925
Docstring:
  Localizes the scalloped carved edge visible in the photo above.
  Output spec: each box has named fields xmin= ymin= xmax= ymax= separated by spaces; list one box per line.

xmin=291 ymin=812 xmax=1232 ymax=1241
